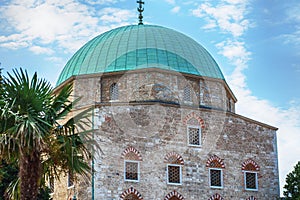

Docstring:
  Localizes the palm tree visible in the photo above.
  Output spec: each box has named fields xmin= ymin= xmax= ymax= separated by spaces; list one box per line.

xmin=0 ymin=68 xmax=94 ymax=200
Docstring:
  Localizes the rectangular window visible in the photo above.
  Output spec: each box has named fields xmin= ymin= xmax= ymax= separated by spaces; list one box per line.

xmin=183 ymin=86 xmax=192 ymax=102
xmin=124 ymin=161 xmax=139 ymax=182
xmin=67 ymin=171 xmax=74 ymax=188
xmin=187 ymin=126 xmax=201 ymax=146
xmin=209 ymin=168 xmax=223 ymax=188
xmin=244 ymin=171 xmax=258 ymax=191
xmin=167 ymin=164 xmax=182 ymax=185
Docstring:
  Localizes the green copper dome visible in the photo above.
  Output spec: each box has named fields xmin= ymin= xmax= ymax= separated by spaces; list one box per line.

xmin=56 ymin=24 xmax=225 ymax=86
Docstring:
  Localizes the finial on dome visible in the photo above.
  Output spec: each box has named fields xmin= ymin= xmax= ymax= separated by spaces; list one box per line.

xmin=137 ymin=0 xmax=144 ymax=25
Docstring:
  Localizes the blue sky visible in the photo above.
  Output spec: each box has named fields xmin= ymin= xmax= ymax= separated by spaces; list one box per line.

xmin=1 ymin=0 xmax=300 ymax=196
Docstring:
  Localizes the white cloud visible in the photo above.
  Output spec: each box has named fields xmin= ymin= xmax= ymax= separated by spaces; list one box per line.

xmin=281 ymin=28 xmax=300 ymax=46
xmin=171 ymin=6 xmax=180 ymax=13
xmin=215 ymin=31 xmax=300 ymax=197
xmin=0 ymin=41 xmax=29 ymax=49
xmin=227 ymin=63 xmax=300 ymax=195
xmin=286 ymin=3 xmax=300 ymax=22
xmin=277 ymin=3 xmax=300 ymax=50
xmin=85 ymin=0 xmax=121 ymax=5
xmin=216 ymin=39 xmax=251 ymax=70
xmin=99 ymin=7 xmax=135 ymax=25
xmin=191 ymin=1 xmax=251 ymax=37
xmin=29 ymin=45 xmax=54 ymax=55
xmin=165 ymin=0 xmax=175 ymax=5
xmin=193 ymin=1 xmax=300 ymax=195
xmin=0 ymin=0 xmax=135 ymax=53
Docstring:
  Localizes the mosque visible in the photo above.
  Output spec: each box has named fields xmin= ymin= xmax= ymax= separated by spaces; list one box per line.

xmin=51 ymin=1 xmax=279 ymax=199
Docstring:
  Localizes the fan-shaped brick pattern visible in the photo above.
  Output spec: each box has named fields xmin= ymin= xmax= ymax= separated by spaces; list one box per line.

xmin=164 ymin=190 xmax=185 ymax=200
xmin=208 ymin=193 xmax=224 ymax=200
xmin=122 ymin=147 xmax=142 ymax=161
xmin=183 ymin=112 xmax=205 ymax=128
xmin=242 ymin=159 xmax=260 ymax=171
xmin=206 ymin=155 xmax=225 ymax=168
xmin=165 ymin=152 xmax=184 ymax=165
xmin=120 ymin=187 xmax=143 ymax=200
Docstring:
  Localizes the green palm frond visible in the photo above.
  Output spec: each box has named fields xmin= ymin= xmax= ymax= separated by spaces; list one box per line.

xmin=0 ymin=68 xmax=97 ymax=199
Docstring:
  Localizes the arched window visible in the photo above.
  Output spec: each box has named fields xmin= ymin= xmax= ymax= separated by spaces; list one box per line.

xmin=183 ymin=85 xmax=192 ymax=102
xmin=165 ymin=152 xmax=184 ymax=185
xmin=187 ymin=117 xmax=201 ymax=146
xmin=169 ymin=197 xmax=180 ymax=200
xmin=208 ymin=193 xmax=224 ymax=200
xmin=122 ymin=147 xmax=142 ymax=182
xmin=120 ymin=187 xmax=143 ymax=200
xmin=110 ymin=83 xmax=119 ymax=100
xmin=242 ymin=159 xmax=260 ymax=191
xmin=183 ymin=112 xmax=205 ymax=147
xmin=206 ymin=155 xmax=225 ymax=188
xmin=124 ymin=194 xmax=139 ymax=200
xmin=164 ymin=190 xmax=185 ymax=200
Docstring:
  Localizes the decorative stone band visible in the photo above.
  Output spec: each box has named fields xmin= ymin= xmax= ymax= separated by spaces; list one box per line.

xmin=242 ymin=159 xmax=260 ymax=171
xmin=246 ymin=196 xmax=257 ymax=200
xmin=122 ymin=146 xmax=143 ymax=161
xmin=208 ymin=193 xmax=224 ymax=200
xmin=206 ymin=155 xmax=225 ymax=168
xmin=164 ymin=152 xmax=184 ymax=165
xmin=183 ymin=112 xmax=205 ymax=128
xmin=120 ymin=187 xmax=143 ymax=200
xmin=164 ymin=190 xmax=185 ymax=200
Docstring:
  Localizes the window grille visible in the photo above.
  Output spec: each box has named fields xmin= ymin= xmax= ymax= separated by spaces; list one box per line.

xmin=167 ymin=164 xmax=181 ymax=184
xmin=209 ymin=169 xmax=223 ymax=188
xmin=125 ymin=161 xmax=139 ymax=181
xmin=110 ymin=83 xmax=119 ymax=100
xmin=169 ymin=197 xmax=181 ymax=200
xmin=124 ymin=193 xmax=139 ymax=200
xmin=244 ymin=171 xmax=258 ymax=190
xmin=183 ymin=85 xmax=192 ymax=102
xmin=188 ymin=126 xmax=201 ymax=146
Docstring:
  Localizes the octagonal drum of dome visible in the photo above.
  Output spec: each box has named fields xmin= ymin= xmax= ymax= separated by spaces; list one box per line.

xmin=56 ymin=24 xmax=225 ymax=86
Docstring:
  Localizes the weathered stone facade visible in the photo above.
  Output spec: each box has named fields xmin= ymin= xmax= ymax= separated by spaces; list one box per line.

xmin=52 ymin=69 xmax=279 ymax=200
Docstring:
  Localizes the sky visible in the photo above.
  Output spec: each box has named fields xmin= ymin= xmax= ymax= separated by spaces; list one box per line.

xmin=0 ymin=0 xmax=300 ymax=196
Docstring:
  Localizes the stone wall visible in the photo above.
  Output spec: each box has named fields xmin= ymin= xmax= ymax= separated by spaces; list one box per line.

xmin=52 ymin=71 xmax=278 ymax=199
xmin=86 ymin=104 xmax=279 ymax=200
xmin=99 ymin=70 xmax=235 ymax=112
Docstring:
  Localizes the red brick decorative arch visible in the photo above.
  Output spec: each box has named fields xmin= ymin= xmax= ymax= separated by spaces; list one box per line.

xmin=183 ymin=112 xmax=205 ymax=128
xmin=120 ymin=187 xmax=143 ymax=200
xmin=206 ymin=155 xmax=225 ymax=168
xmin=164 ymin=152 xmax=184 ymax=165
xmin=208 ymin=193 xmax=224 ymax=200
xmin=164 ymin=190 xmax=185 ymax=200
xmin=122 ymin=146 xmax=142 ymax=161
xmin=242 ymin=159 xmax=260 ymax=171
xmin=246 ymin=196 xmax=257 ymax=200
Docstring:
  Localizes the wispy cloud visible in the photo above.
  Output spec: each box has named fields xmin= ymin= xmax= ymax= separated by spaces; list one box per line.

xmin=29 ymin=45 xmax=54 ymax=55
xmin=278 ymin=3 xmax=300 ymax=50
xmin=85 ymin=0 xmax=123 ymax=5
xmin=191 ymin=1 xmax=251 ymax=37
xmin=192 ymin=0 xmax=300 ymax=195
xmin=171 ymin=6 xmax=180 ymax=14
xmin=100 ymin=7 xmax=135 ymax=25
xmin=165 ymin=0 xmax=175 ymax=5
xmin=0 ymin=0 xmax=135 ymax=54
